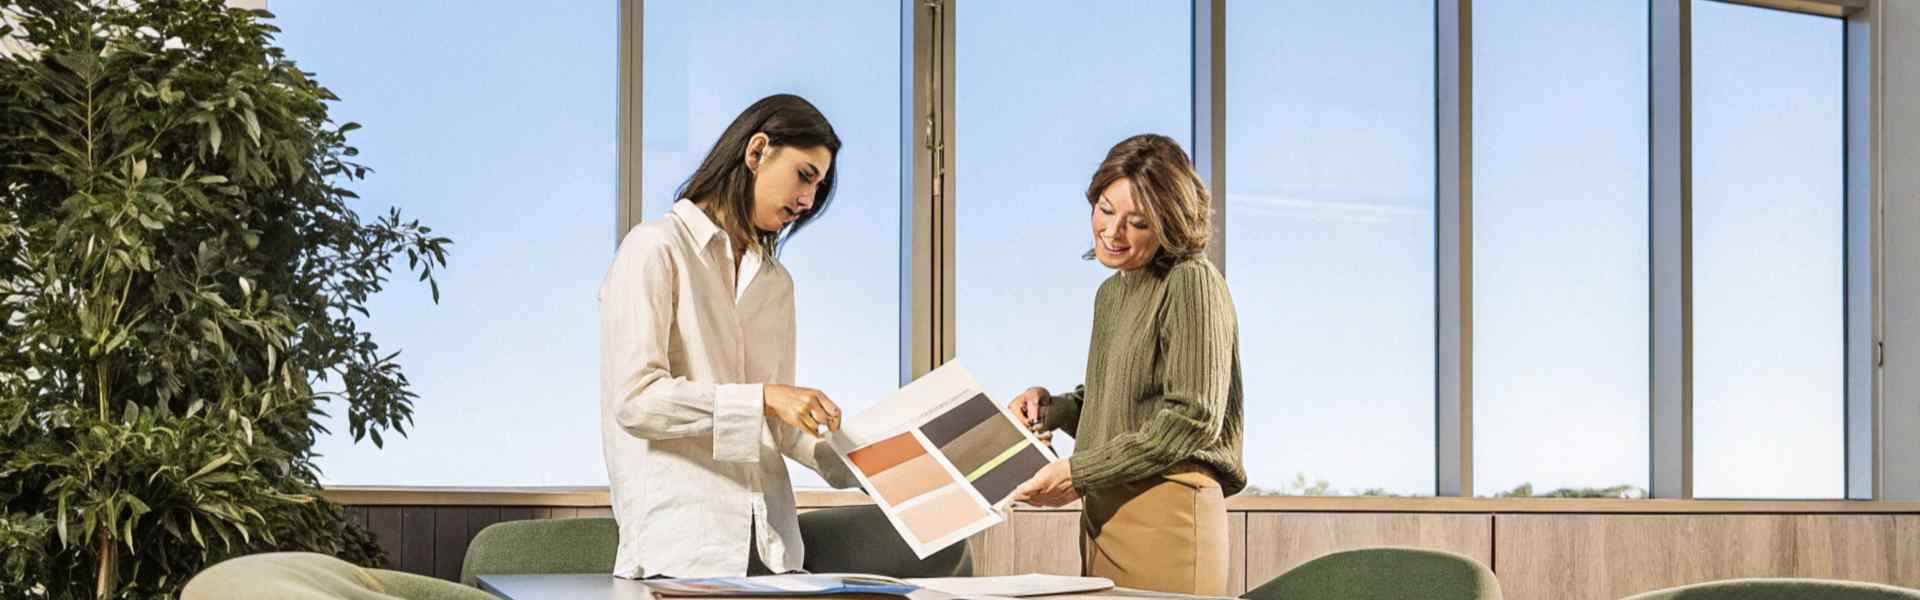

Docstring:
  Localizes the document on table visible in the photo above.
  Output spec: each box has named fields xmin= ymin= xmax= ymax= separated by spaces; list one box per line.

xmin=828 ymin=361 xmax=1059 ymax=558
xmin=907 ymin=574 xmax=1115 ymax=597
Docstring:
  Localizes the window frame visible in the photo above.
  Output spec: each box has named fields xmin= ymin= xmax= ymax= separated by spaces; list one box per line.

xmin=599 ymin=0 xmax=1885 ymax=500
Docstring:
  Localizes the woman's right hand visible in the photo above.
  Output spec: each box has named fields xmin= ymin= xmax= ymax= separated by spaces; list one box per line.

xmin=1008 ymin=386 xmax=1052 ymax=434
xmin=765 ymin=384 xmax=842 ymax=438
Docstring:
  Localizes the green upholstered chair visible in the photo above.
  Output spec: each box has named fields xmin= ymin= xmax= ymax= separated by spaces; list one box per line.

xmin=459 ymin=517 xmax=618 ymax=586
xmin=799 ymin=504 xmax=972 ymax=577
xmin=1620 ymin=578 xmax=1920 ymax=600
xmin=1242 ymin=547 xmax=1503 ymax=600
xmin=181 ymin=552 xmax=495 ymax=600
xmin=459 ymin=508 xmax=970 ymax=585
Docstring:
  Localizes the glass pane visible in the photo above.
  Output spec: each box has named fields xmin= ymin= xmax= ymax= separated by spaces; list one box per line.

xmin=1692 ymin=0 xmax=1845 ymax=499
xmin=955 ymin=1 xmax=1192 ymax=460
xmin=1225 ymin=1 xmax=1435 ymax=496
xmin=276 ymin=2 xmax=616 ymax=485
xmin=643 ymin=1 xmax=902 ymax=488
xmin=1471 ymin=0 xmax=1650 ymax=498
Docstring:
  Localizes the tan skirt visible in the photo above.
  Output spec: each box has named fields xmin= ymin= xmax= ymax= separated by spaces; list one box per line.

xmin=1079 ymin=468 xmax=1229 ymax=595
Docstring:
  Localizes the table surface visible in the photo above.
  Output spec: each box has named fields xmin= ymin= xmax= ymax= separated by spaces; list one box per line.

xmin=476 ymin=574 xmax=1234 ymax=600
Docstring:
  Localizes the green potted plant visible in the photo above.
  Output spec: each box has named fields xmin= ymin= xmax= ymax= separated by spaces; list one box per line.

xmin=0 ymin=1 xmax=451 ymax=597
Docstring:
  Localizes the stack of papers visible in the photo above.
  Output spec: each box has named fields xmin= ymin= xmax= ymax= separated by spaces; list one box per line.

xmin=908 ymin=574 xmax=1115 ymax=597
xmin=646 ymin=574 xmax=916 ymax=597
xmin=643 ymin=574 xmax=1115 ymax=599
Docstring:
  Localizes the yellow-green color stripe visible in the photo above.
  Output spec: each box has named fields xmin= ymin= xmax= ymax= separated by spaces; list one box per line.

xmin=966 ymin=443 xmax=1027 ymax=482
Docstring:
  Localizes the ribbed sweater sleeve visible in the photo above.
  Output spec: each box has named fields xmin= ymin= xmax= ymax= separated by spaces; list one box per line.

xmin=1044 ymin=385 xmax=1084 ymax=437
xmin=1069 ymin=264 xmax=1236 ymax=492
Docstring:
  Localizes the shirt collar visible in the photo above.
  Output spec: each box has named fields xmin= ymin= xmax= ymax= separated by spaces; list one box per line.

xmin=672 ymin=198 xmax=726 ymax=253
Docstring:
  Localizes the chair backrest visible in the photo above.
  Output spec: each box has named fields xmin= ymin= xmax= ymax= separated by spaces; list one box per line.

xmin=183 ymin=552 xmax=493 ymax=600
xmin=798 ymin=505 xmax=972 ymax=578
xmin=459 ymin=509 xmax=970 ymax=584
xmin=1242 ymin=547 xmax=1502 ymax=600
xmin=459 ymin=517 xmax=618 ymax=586
xmin=1621 ymin=578 xmax=1920 ymax=600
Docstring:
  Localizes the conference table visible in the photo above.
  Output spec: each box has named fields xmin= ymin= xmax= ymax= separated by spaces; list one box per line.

xmin=477 ymin=574 xmax=1234 ymax=600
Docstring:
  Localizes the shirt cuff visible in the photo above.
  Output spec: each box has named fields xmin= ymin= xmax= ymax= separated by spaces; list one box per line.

xmin=712 ymin=383 xmax=764 ymax=463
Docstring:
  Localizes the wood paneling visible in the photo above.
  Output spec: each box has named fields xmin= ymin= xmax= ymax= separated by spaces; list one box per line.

xmin=366 ymin=508 xmax=403 ymax=570
xmin=966 ymin=517 xmax=1016 ymax=576
xmin=342 ymin=506 xmax=368 ymax=531
xmin=432 ymin=507 xmax=468 ymax=581
xmin=344 ymin=501 xmax=1916 ymax=598
xmin=1494 ymin=514 xmax=1899 ymax=600
xmin=399 ymin=507 xmax=436 ymax=576
xmin=1243 ymin=513 xmax=1494 ymax=591
xmin=1010 ymin=511 xmax=1082 ymax=576
xmin=465 ymin=507 xmax=503 ymax=543
xmin=1896 ymin=516 xmax=1920 ymax=590
xmin=323 ymin=487 xmax=1920 ymax=513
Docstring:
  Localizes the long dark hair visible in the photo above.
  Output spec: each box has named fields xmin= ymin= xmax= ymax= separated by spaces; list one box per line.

xmin=674 ymin=94 xmax=841 ymax=256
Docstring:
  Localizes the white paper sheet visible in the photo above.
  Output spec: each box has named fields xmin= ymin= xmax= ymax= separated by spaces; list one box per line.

xmin=828 ymin=361 xmax=1058 ymax=559
xmin=907 ymin=574 xmax=1116 ymax=597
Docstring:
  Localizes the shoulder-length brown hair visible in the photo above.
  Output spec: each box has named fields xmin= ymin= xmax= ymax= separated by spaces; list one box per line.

xmin=1084 ymin=134 xmax=1212 ymax=273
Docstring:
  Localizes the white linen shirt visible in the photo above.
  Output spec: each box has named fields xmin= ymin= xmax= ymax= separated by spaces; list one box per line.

xmin=599 ymin=199 xmax=857 ymax=579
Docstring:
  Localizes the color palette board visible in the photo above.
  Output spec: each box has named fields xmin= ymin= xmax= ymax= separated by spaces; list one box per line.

xmin=830 ymin=361 xmax=1057 ymax=558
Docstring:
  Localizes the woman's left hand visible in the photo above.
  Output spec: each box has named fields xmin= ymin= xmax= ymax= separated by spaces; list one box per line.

xmin=1012 ymin=459 xmax=1080 ymax=507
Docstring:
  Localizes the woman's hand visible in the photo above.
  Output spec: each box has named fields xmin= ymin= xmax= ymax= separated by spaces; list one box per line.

xmin=1008 ymin=386 xmax=1052 ymax=430
xmin=1011 ymin=459 xmax=1079 ymax=507
xmin=1007 ymin=386 xmax=1054 ymax=446
xmin=764 ymin=384 xmax=842 ymax=438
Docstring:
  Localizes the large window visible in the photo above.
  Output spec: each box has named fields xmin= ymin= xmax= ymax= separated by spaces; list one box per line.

xmin=1691 ymin=0 xmax=1846 ymax=499
xmin=953 ymin=1 xmax=1192 ymax=460
xmin=1225 ymin=1 xmax=1435 ymax=496
xmin=642 ymin=1 xmax=902 ymax=488
xmin=277 ymin=2 xmax=617 ymax=486
xmin=279 ymin=0 xmax=1873 ymax=498
xmin=1472 ymin=1 xmax=1650 ymax=498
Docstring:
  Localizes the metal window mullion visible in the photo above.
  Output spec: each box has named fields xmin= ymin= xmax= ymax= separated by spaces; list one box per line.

xmin=1650 ymin=0 xmax=1693 ymax=500
xmin=1843 ymin=1 xmax=1879 ymax=500
xmin=1436 ymin=0 xmax=1473 ymax=498
xmin=616 ymin=0 xmax=644 ymax=243
xmin=901 ymin=0 xmax=950 ymax=384
xmin=1193 ymin=0 xmax=1226 ymax=272
xmin=937 ymin=0 xmax=956 ymax=372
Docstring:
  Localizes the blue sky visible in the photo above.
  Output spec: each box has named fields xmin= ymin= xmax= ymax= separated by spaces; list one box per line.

xmin=275 ymin=1 xmax=1846 ymax=498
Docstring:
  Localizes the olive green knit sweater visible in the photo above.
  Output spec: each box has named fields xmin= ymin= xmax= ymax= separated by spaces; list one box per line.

xmin=1043 ymin=256 xmax=1246 ymax=497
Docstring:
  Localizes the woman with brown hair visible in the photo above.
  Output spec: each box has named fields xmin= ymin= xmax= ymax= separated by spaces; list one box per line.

xmin=599 ymin=94 xmax=859 ymax=579
xmin=1009 ymin=133 xmax=1245 ymax=595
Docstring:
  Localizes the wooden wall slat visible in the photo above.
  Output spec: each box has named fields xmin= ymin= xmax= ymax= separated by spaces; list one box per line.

xmin=499 ymin=507 xmax=535 ymax=523
xmin=1010 ymin=511 xmax=1081 ymax=576
xmin=399 ymin=507 xmax=436 ymax=576
xmin=342 ymin=502 xmax=1914 ymax=594
xmin=579 ymin=507 xmax=614 ymax=519
xmin=1494 ymin=514 xmax=1899 ymax=600
xmin=466 ymin=507 xmax=504 ymax=541
xmin=1243 ymin=513 xmax=1494 ymax=592
xmin=432 ymin=507 xmax=468 ymax=581
xmin=366 ymin=507 xmax=404 ymax=570
xmin=1229 ymin=512 xmax=1247 ymax=596
xmin=1896 ymin=515 xmax=1920 ymax=589
xmin=966 ymin=517 xmax=1016 ymax=576
xmin=342 ymin=506 xmax=368 ymax=532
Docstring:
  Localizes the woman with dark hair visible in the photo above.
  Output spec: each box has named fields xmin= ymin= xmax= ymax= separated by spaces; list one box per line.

xmin=1008 ymin=134 xmax=1245 ymax=595
xmin=598 ymin=94 xmax=859 ymax=578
